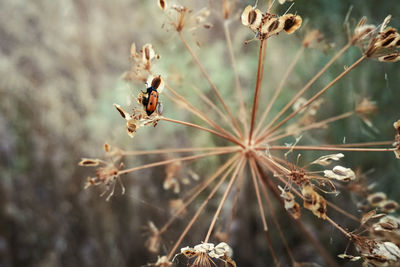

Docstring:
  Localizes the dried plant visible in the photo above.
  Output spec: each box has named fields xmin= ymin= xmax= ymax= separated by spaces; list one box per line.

xmin=80 ymin=1 xmax=400 ymax=266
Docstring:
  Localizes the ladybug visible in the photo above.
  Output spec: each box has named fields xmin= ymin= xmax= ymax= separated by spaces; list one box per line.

xmin=142 ymin=86 xmax=159 ymax=116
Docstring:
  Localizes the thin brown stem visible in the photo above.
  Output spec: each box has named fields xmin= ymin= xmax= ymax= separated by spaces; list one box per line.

xmin=258 ymin=43 xmax=352 ymax=139
xmin=326 ymin=201 xmax=359 ymax=223
xmin=253 ymin=158 xmax=296 ymax=264
xmin=265 ymin=111 xmax=354 ymax=143
xmin=177 ymin=31 xmax=243 ymax=138
xmin=166 ymin=156 xmax=241 ymax=260
xmin=266 ymin=145 xmax=396 ymax=152
xmin=191 ymin=85 xmax=240 ymax=138
xmin=204 ymin=157 xmax=246 ymax=242
xmin=165 ymin=85 xmax=240 ymax=141
xmin=223 ymin=21 xmax=248 ymax=135
xmin=121 ymin=146 xmax=239 ymax=156
xmin=249 ymin=40 xmax=266 ymax=144
xmin=160 ymin=117 xmax=244 ymax=147
xmin=249 ymin=158 xmax=268 ymax=231
xmin=257 ymin=55 xmax=366 ymax=142
xmin=255 ymin=161 xmax=340 ymax=267
xmin=118 ymin=149 xmax=238 ymax=176
xmin=159 ymin=154 xmax=239 ymax=234
xmin=254 ymin=46 xmax=305 ymax=137
xmin=326 ymin=216 xmax=352 ymax=238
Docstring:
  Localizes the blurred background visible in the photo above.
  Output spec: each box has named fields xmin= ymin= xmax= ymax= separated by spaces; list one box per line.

xmin=1 ymin=0 xmax=400 ymax=266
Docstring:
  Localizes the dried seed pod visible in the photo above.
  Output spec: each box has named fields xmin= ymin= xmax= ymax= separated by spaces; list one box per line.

xmin=301 ymin=185 xmax=327 ymax=219
xmin=324 ymin=166 xmax=356 ymax=182
xmin=367 ymin=192 xmax=387 ymax=207
xmin=373 ymin=216 xmax=400 ymax=232
xmin=279 ymin=186 xmax=301 ymax=219
xmin=378 ymin=51 xmax=400 ymax=62
xmin=78 ymin=158 xmax=100 ymax=166
xmin=281 ymin=14 xmax=302 ymax=34
xmin=164 ymin=160 xmax=181 ymax=194
xmin=380 ymin=200 xmax=399 ymax=213
xmin=241 ymin=5 xmax=262 ymax=31
xmin=337 ymin=254 xmax=361 ymax=262
xmin=158 ymin=0 xmax=167 ymax=11
xmin=261 ymin=17 xmax=284 ymax=36
xmin=147 ymin=75 xmax=165 ymax=93
xmin=311 ymin=153 xmax=345 ymax=166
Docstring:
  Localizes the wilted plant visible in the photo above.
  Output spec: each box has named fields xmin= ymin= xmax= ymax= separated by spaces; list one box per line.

xmin=80 ymin=0 xmax=400 ymax=266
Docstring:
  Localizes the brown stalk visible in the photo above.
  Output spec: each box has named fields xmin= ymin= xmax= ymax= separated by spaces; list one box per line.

xmin=177 ymin=31 xmax=243 ymax=138
xmin=165 ymin=85 xmax=241 ymax=141
xmin=160 ymin=117 xmax=244 ymax=147
xmin=265 ymin=111 xmax=354 ymax=143
xmin=121 ymin=146 xmax=239 ymax=156
xmin=253 ymin=158 xmax=296 ymax=264
xmin=266 ymin=145 xmax=396 ymax=152
xmin=159 ymin=154 xmax=239 ymax=234
xmin=166 ymin=156 xmax=243 ymax=260
xmin=254 ymin=46 xmax=305 ymax=137
xmin=257 ymin=55 xmax=366 ymax=142
xmin=204 ymin=157 xmax=246 ymax=242
xmin=191 ymin=85 xmax=240 ymax=138
xmin=255 ymin=161 xmax=340 ymax=267
xmin=249 ymin=40 xmax=267 ymax=144
xmin=257 ymin=43 xmax=352 ymax=140
xmin=223 ymin=21 xmax=248 ymax=135
xmin=249 ymin=158 xmax=279 ymax=267
xmin=118 ymin=149 xmax=238 ymax=176
xmin=249 ymin=158 xmax=269 ymax=231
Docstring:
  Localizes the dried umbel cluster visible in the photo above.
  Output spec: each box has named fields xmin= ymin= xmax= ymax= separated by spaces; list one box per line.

xmin=177 ymin=242 xmax=235 ymax=267
xmin=241 ymin=4 xmax=302 ymax=40
xmin=114 ymin=75 xmax=164 ymax=138
xmin=123 ymin=43 xmax=160 ymax=83
xmin=352 ymin=15 xmax=400 ymax=62
xmin=80 ymin=1 xmax=400 ymax=266
xmin=79 ymin=144 xmax=125 ymax=201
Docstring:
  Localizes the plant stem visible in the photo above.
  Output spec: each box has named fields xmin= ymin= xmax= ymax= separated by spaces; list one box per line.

xmin=118 ymin=149 xmax=238 ymax=176
xmin=258 ymin=43 xmax=351 ymax=139
xmin=160 ymin=117 xmax=244 ymax=147
xmin=249 ymin=40 xmax=266 ymax=144
xmin=178 ymin=31 xmax=243 ymax=139
xmin=257 ymin=55 xmax=366 ymax=142
xmin=204 ymin=157 xmax=246 ymax=242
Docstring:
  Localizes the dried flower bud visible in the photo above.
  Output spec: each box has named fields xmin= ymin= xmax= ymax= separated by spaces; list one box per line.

xmin=394 ymin=120 xmax=400 ymax=132
xmin=150 ymin=256 xmax=172 ymax=267
xmin=301 ymin=185 xmax=327 ymax=219
xmin=324 ymin=166 xmax=356 ymax=182
xmin=367 ymin=192 xmax=387 ymax=207
xmin=169 ymin=198 xmax=185 ymax=215
xmin=311 ymin=153 xmax=345 ymax=166
xmin=130 ymin=43 xmax=137 ymax=58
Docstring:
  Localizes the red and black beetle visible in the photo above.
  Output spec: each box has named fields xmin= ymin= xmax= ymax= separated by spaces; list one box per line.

xmin=142 ymin=86 xmax=159 ymax=116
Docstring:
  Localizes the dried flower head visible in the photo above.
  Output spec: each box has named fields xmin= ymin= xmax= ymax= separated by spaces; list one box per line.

xmin=352 ymin=15 xmax=400 ymax=62
xmin=241 ymin=5 xmax=302 ymax=40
